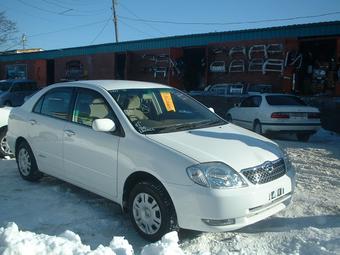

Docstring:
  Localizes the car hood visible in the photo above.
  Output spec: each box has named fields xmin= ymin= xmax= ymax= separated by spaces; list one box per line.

xmin=146 ymin=123 xmax=283 ymax=172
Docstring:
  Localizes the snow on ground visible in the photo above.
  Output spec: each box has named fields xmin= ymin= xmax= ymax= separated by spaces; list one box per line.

xmin=0 ymin=129 xmax=339 ymax=255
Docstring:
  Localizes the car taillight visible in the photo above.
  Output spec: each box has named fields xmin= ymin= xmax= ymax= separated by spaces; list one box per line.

xmin=271 ymin=112 xmax=290 ymax=119
xmin=308 ymin=112 xmax=320 ymax=119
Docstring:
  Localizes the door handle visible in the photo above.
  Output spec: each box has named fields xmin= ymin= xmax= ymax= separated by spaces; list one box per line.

xmin=64 ymin=130 xmax=75 ymax=137
xmin=29 ymin=119 xmax=37 ymax=125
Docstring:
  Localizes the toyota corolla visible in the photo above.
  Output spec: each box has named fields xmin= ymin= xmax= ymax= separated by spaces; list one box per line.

xmin=7 ymin=80 xmax=295 ymax=241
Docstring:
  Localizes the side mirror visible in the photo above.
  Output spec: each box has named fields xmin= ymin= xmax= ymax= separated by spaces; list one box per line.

xmin=208 ymin=107 xmax=215 ymax=113
xmin=92 ymin=118 xmax=116 ymax=132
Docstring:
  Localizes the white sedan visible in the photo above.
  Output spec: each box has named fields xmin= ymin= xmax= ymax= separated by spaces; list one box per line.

xmin=7 ymin=80 xmax=295 ymax=241
xmin=226 ymin=93 xmax=321 ymax=141
xmin=0 ymin=106 xmax=13 ymax=158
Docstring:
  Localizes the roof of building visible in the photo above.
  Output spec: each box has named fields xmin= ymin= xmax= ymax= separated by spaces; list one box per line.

xmin=0 ymin=21 xmax=339 ymax=62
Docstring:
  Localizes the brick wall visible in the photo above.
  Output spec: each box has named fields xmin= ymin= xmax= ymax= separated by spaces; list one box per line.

xmin=0 ymin=59 xmax=46 ymax=87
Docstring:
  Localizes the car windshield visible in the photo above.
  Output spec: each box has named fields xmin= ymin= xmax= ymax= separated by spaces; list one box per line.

xmin=0 ymin=83 xmax=11 ymax=93
xmin=266 ymin=95 xmax=306 ymax=106
xmin=110 ymin=88 xmax=226 ymax=134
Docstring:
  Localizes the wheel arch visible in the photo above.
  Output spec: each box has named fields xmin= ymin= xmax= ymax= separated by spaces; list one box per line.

xmin=0 ymin=125 xmax=8 ymax=133
xmin=122 ymin=171 xmax=175 ymax=213
xmin=15 ymin=136 xmax=29 ymax=155
xmin=253 ymin=118 xmax=260 ymax=125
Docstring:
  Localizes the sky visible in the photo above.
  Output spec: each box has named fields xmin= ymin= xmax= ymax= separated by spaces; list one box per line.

xmin=0 ymin=0 xmax=340 ymax=51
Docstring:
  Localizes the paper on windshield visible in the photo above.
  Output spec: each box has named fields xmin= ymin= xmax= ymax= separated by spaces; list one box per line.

xmin=160 ymin=92 xmax=176 ymax=112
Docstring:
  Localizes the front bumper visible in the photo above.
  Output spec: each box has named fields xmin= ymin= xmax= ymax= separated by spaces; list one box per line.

xmin=166 ymin=172 xmax=295 ymax=232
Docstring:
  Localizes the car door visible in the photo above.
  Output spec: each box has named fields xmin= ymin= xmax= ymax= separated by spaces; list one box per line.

xmin=63 ymin=88 xmax=121 ymax=199
xmin=28 ymin=87 xmax=74 ymax=177
xmin=246 ymin=96 xmax=262 ymax=128
xmin=233 ymin=96 xmax=261 ymax=129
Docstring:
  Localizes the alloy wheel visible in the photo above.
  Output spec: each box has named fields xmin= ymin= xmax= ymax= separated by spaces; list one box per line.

xmin=0 ymin=135 xmax=12 ymax=156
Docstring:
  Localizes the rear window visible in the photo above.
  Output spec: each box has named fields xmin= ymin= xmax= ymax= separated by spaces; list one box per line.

xmin=266 ymin=95 xmax=306 ymax=106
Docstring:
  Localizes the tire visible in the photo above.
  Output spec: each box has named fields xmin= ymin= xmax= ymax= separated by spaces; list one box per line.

xmin=296 ymin=133 xmax=311 ymax=142
xmin=226 ymin=114 xmax=232 ymax=122
xmin=4 ymin=101 xmax=12 ymax=107
xmin=16 ymin=141 xmax=43 ymax=182
xmin=253 ymin=120 xmax=262 ymax=135
xmin=128 ymin=181 xmax=178 ymax=242
xmin=0 ymin=127 xmax=13 ymax=158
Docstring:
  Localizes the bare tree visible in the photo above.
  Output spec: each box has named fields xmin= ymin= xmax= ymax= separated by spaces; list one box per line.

xmin=0 ymin=11 xmax=17 ymax=50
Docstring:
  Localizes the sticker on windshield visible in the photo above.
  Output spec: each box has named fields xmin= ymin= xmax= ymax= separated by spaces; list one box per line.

xmin=160 ymin=92 xmax=176 ymax=112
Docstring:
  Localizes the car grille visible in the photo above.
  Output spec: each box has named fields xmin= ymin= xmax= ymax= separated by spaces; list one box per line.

xmin=241 ymin=158 xmax=286 ymax=185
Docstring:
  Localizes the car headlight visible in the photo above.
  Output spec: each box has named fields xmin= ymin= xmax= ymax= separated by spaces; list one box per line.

xmin=186 ymin=162 xmax=247 ymax=189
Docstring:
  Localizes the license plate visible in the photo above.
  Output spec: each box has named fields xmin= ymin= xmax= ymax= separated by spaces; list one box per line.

xmin=289 ymin=112 xmax=307 ymax=119
xmin=269 ymin=188 xmax=285 ymax=201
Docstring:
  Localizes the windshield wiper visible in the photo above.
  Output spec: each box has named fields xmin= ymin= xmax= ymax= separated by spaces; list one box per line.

xmin=197 ymin=119 xmax=226 ymax=127
xmin=152 ymin=120 xmax=225 ymax=134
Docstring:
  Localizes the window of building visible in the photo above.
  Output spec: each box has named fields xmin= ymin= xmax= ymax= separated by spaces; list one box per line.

xmin=6 ymin=64 xmax=27 ymax=79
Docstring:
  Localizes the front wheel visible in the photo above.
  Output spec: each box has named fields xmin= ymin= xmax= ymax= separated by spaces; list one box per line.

xmin=129 ymin=181 xmax=178 ymax=242
xmin=16 ymin=141 xmax=43 ymax=181
xmin=0 ymin=127 xmax=13 ymax=158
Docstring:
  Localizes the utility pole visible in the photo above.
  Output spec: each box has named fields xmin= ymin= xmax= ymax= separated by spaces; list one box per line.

xmin=112 ymin=0 xmax=119 ymax=42
xmin=21 ymin=33 xmax=27 ymax=50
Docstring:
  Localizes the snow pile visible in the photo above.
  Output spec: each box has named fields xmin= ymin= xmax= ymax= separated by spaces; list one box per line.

xmin=0 ymin=222 xmax=133 ymax=255
xmin=141 ymin=231 xmax=184 ymax=255
xmin=0 ymin=223 xmax=185 ymax=255
xmin=309 ymin=128 xmax=340 ymax=143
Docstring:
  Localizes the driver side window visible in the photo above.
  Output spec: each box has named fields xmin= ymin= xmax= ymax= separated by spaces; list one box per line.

xmin=72 ymin=90 xmax=114 ymax=127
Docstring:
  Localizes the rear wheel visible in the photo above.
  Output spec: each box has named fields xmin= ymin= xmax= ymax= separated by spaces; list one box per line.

xmin=225 ymin=114 xmax=232 ymax=122
xmin=0 ymin=127 xmax=13 ymax=158
xmin=129 ymin=181 xmax=178 ymax=242
xmin=296 ymin=133 xmax=311 ymax=142
xmin=16 ymin=141 xmax=43 ymax=181
xmin=253 ymin=120 xmax=262 ymax=135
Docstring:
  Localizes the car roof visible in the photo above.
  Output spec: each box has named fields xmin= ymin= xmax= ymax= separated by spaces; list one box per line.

xmin=55 ymin=80 xmax=170 ymax=90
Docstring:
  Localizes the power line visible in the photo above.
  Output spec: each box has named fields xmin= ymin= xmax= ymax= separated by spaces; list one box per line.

xmin=118 ymin=11 xmax=340 ymax=26
xmin=28 ymin=19 xmax=109 ymax=38
xmin=119 ymin=19 xmax=154 ymax=38
xmin=1 ymin=18 xmax=110 ymax=51
xmin=90 ymin=16 xmax=112 ymax=44
xmin=16 ymin=0 xmax=104 ymax=17
xmin=40 ymin=0 xmax=107 ymax=15
xmin=119 ymin=2 xmax=166 ymax=37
